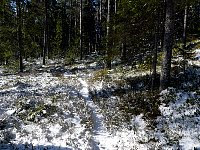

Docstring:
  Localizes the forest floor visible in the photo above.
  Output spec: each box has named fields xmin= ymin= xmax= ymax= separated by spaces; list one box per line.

xmin=0 ymin=45 xmax=200 ymax=149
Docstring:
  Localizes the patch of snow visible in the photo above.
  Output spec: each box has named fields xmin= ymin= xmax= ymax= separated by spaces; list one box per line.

xmin=5 ymin=109 xmax=16 ymax=115
xmin=78 ymin=78 xmax=89 ymax=98
xmin=78 ymin=78 xmax=109 ymax=148
xmin=1 ymin=58 xmax=200 ymax=149
xmin=0 ymin=67 xmax=4 ymax=74
xmin=49 ymin=124 xmax=62 ymax=135
xmin=131 ymin=114 xmax=146 ymax=130
xmin=157 ymin=91 xmax=200 ymax=149
xmin=125 ymin=70 xmax=150 ymax=78
xmin=89 ymin=62 xmax=98 ymax=67
xmin=194 ymin=49 xmax=200 ymax=60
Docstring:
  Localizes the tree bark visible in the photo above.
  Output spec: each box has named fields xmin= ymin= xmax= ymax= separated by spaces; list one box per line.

xmin=16 ymin=0 xmax=23 ymax=72
xmin=97 ymin=0 xmax=102 ymax=54
xmin=152 ymin=25 xmax=158 ymax=89
xmin=152 ymin=5 xmax=162 ymax=89
xmin=121 ymin=38 xmax=126 ymax=62
xmin=160 ymin=0 xmax=166 ymax=53
xmin=69 ymin=0 xmax=72 ymax=48
xmin=80 ymin=0 xmax=83 ymax=60
xmin=106 ymin=0 xmax=112 ymax=69
xmin=43 ymin=0 xmax=48 ymax=65
xmin=182 ymin=5 xmax=188 ymax=74
xmin=160 ymin=0 xmax=175 ymax=90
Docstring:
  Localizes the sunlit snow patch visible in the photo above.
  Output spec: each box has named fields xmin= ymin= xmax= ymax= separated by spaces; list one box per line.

xmin=194 ymin=49 xmax=200 ymax=60
xmin=49 ymin=123 xmax=62 ymax=136
xmin=5 ymin=109 xmax=16 ymax=115
xmin=157 ymin=90 xmax=200 ymax=149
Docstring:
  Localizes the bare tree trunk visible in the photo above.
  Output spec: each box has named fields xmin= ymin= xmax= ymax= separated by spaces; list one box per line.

xmin=121 ymin=38 xmax=126 ymax=62
xmin=182 ymin=5 xmax=188 ymax=74
xmin=120 ymin=4 xmax=126 ymax=62
xmin=100 ymin=0 xmax=102 ymax=49
xmin=16 ymin=0 xmax=23 ymax=72
xmin=43 ymin=0 xmax=48 ymax=65
xmin=97 ymin=0 xmax=102 ymax=54
xmin=69 ymin=0 xmax=72 ymax=48
xmin=152 ymin=6 xmax=161 ymax=90
xmin=106 ymin=0 xmax=111 ymax=69
xmin=160 ymin=0 xmax=175 ymax=90
xmin=114 ymin=0 xmax=117 ymax=13
xmin=160 ymin=0 xmax=166 ymax=52
xmin=152 ymin=25 xmax=158 ymax=89
xmin=80 ymin=0 xmax=83 ymax=60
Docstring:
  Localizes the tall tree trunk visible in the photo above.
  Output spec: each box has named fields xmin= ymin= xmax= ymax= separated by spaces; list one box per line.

xmin=3 ymin=1 xmax=5 ymax=25
xmin=106 ymin=0 xmax=111 ymax=69
xmin=152 ymin=6 xmax=161 ymax=89
xmin=160 ymin=0 xmax=166 ymax=52
xmin=100 ymin=0 xmax=102 ymax=51
xmin=97 ymin=0 xmax=102 ymax=54
xmin=160 ymin=0 xmax=175 ymax=90
xmin=121 ymin=38 xmax=126 ymax=62
xmin=114 ymin=0 xmax=117 ymax=13
xmin=182 ymin=5 xmax=188 ymax=75
xmin=152 ymin=25 xmax=158 ymax=89
xmin=120 ymin=3 xmax=126 ymax=62
xmin=80 ymin=0 xmax=83 ymax=60
xmin=69 ymin=0 xmax=72 ymax=48
xmin=16 ymin=0 xmax=23 ymax=72
xmin=43 ymin=0 xmax=48 ymax=65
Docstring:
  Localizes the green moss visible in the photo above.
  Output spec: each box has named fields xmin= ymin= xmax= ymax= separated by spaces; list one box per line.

xmin=160 ymin=88 xmax=177 ymax=104
xmin=92 ymin=69 xmax=109 ymax=81
xmin=196 ymin=43 xmax=200 ymax=48
xmin=16 ymin=101 xmax=58 ymax=122
xmin=51 ymin=95 xmax=62 ymax=103
xmin=3 ymin=59 xmax=20 ymax=74
xmin=157 ymin=52 xmax=164 ymax=66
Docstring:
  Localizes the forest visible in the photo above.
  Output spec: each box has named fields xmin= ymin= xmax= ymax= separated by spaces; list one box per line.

xmin=0 ymin=0 xmax=200 ymax=149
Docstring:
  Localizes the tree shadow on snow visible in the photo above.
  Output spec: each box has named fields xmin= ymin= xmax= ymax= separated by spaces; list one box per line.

xmin=90 ymin=63 xmax=200 ymax=122
xmin=170 ymin=63 xmax=200 ymax=90
xmin=90 ymin=73 xmax=161 ymax=122
xmin=0 ymin=143 xmax=72 ymax=150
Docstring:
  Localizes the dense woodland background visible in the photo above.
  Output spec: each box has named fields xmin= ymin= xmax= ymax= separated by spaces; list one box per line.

xmin=0 ymin=0 xmax=200 ymax=90
xmin=1 ymin=1 xmax=200 ymax=149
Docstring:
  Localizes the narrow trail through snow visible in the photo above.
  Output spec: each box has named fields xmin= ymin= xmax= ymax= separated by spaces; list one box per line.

xmin=78 ymin=78 xmax=111 ymax=150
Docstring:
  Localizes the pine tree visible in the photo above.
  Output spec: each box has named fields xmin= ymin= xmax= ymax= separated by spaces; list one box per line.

xmin=160 ymin=0 xmax=175 ymax=90
xmin=16 ymin=0 xmax=24 ymax=72
xmin=43 ymin=0 xmax=49 ymax=65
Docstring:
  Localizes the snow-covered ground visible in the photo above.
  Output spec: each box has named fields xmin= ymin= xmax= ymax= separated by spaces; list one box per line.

xmin=0 ymin=60 xmax=150 ymax=150
xmin=0 ymin=47 xmax=200 ymax=149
